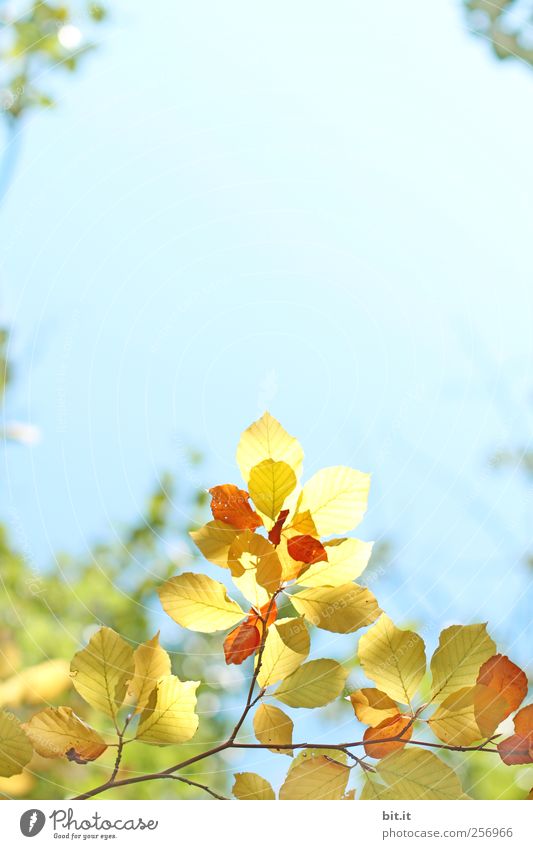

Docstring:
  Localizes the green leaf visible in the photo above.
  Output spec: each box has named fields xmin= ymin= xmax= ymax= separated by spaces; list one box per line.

xmin=375 ymin=747 xmax=464 ymax=799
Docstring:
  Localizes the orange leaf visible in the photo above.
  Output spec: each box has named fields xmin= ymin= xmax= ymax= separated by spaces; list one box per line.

xmin=287 ymin=534 xmax=328 ymax=565
xmin=223 ymin=620 xmax=261 ymax=665
xmin=268 ymin=509 xmax=290 ymax=545
xmin=497 ymin=734 xmax=533 ymax=766
xmin=209 ymin=484 xmax=262 ymax=532
xmin=363 ymin=714 xmax=413 ymax=759
xmin=476 ymin=654 xmax=527 ymax=717
xmin=497 ymin=704 xmax=533 ymax=766
xmin=223 ymin=601 xmax=278 ymax=665
xmin=257 ymin=600 xmax=278 ymax=631
xmin=514 ymin=703 xmax=533 ymax=737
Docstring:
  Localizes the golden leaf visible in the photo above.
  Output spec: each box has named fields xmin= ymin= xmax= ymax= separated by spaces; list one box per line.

xmin=0 ymin=711 xmax=33 ymax=778
xmin=430 ymin=623 xmax=496 ymax=703
xmin=279 ymin=754 xmax=349 ymax=800
xmin=232 ymin=771 xmax=275 ymax=800
xmin=24 ymin=707 xmax=107 ymax=762
xmin=290 ymin=583 xmax=380 ymax=633
xmin=358 ymin=614 xmax=426 ymax=707
xmin=158 ymin=573 xmax=245 ymax=633
xmin=253 ymin=704 xmax=293 ymax=755
xmin=128 ymin=633 xmax=171 ymax=714
xmin=136 ymin=675 xmax=199 ymax=745
xmin=236 ymin=412 xmax=304 ymax=484
xmin=274 ymin=659 xmax=348 ymax=708
xmin=70 ymin=627 xmax=134 ymax=719
xmin=256 ymin=617 xmax=310 ymax=687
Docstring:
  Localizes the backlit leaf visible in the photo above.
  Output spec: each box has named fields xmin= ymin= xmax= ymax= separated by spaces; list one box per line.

xmin=476 ymin=654 xmax=527 ymax=716
xmin=497 ymin=704 xmax=533 ymax=765
xmin=375 ymin=747 xmax=464 ymax=799
xmin=253 ymin=704 xmax=293 ymax=755
xmin=189 ymin=520 xmax=239 ymax=568
xmin=430 ymin=624 xmax=496 ymax=703
xmin=232 ymin=771 xmax=275 ymax=800
xmin=158 ymin=573 xmax=245 ymax=633
xmin=429 ymin=684 xmax=509 ymax=746
xmin=298 ymin=465 xmax=370 ymax=536
xmin=348 ymin=688 xmax=399 ymax=727
xmin=290 ymin=583 xmax=380 ymax=634
xmin=287 ymin=534 xmax=327 ymax=565
xmin=297 ymin=538 xmax=373 ymax=588
xmin=129 ymin=633 xmax=171 ymax=714
xmin=274 ymin=659 xmax=348 ymax=708
xmin=279 ymin=754 xmax=349 ymax=800
xmin=224 ymin=620 xmax=261 ymax=665
xmin=209 ymin=484 xmax=262 ymax=531
xmin=268 ymin=509 xmax=290 ymax=545
xmin=363 ymin=714 xmax=413 ymax=759
xmin=228 ymin=531 xmax=282 ymax=606
xmin=0 ymin=711 xmax=32 ymax=778
xmin=358 ymin=614 xmax=426 ymax=707
xmin=70 ymin=627 xmax=134 ymax=719
xmin=237 ymin=412 xmax=304 ymax=483
xmin=24 ymin=707 xmax=107 ymax=763
xmin=136 ymin=675 xmax=199 ymax=745
xmin=248 ymin=459 xmax=297 ymax=524
xmin=256 ymin=617 xmax=310 ymax=687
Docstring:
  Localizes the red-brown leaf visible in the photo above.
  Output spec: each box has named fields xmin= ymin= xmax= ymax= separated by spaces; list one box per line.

xmin=209 ymin=484 xmax=262 ymax=531
xmin=497 ymin=704 xmax=533 ymax=766
xmin=287 ymin=534 xmax=328 ymax=565
xmin=363 ymin=714 xmax=413 ymax=759
xmin=223 ymin=620 xmax=261 ymax=665
xmin=268 ymin=509 xmax=290 ymax=545
xmin=476 ymin=654 xmax=528 ymax=717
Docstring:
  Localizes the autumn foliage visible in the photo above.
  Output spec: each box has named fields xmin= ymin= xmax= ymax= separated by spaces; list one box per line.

xmin=0 ymin=413 xmax=531 ymax=800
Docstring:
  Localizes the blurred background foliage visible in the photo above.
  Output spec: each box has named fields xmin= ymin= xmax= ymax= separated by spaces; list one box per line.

xmin=0 ymin=0 xmax=531 ymax=801
xmin=463 ymin=0 xmax=533 ymax=67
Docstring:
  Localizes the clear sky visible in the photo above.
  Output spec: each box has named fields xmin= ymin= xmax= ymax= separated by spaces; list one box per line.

xmin=1 ymin=1 xmax=532 ymax=669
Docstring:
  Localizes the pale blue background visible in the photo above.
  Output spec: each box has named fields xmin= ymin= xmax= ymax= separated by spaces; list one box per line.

xmin=1 ymin=0 xmax=532 ymax=684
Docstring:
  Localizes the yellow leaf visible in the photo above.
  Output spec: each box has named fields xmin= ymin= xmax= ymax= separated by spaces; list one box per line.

xmin=296 ymin=538 xmax=373 ymax=587
xmin=136 ymin=675 xmax=199 ymax=745
xmin=228 ymin=531 xmax=282 ymax=607
xmin=70 ymin=628 xmax=134 ymax=720
xmin=0 ymin=711 xmax=32 ymax=778
xmin=375 ymin=747 xmax=464 ymax=800
xmin=274 ymin=659 xmax=348 ymax=708
xmin=248 ymin=459 xmax=297 ymax=525
xmin=158 ymin=573 xmax=245 ymax=633
xmin=0 ymin=660 xmax=71 ymax=708
xmin=279 ymin=754 xmax=349 ymax=800
xmin=253 ymin=704 xmax=293 ymax=755
xmin=360 ymin=776 xmax=396 ymax=800
xmin=430 ymin=624 xmax=496 ymax=703
xmin=232 ymin=771 xmax=275 ymax=800
xmin=358 ymin=614 xmax=426 ymax=707
xmin=290 ymin=583 xmax=380 ymax=633
xmin=257 ymin=618 xmax=310 ymax=687
xmin=298 ymin=466 xmax=370 ymax=536
xmin=237 ymin=412 xmax=304 ymax=484
xmin=289 ymin=510 xmax=318 ymax=536
xmin=189 ymin=520 xmax=239 ymax=568
xmin=428 ymin=684 xmax=509 ymax=746
xmin=348 ymin=688 xmax=399 ymax=727
xmin=24 ymin=707 xmax=107 ymax=762
xmin=129 ymin=633 xmax=171 ymax=714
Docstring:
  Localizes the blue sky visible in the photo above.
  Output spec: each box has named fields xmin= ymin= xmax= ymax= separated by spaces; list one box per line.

xmin=1 ymin=1 xmax=532 ymax=670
